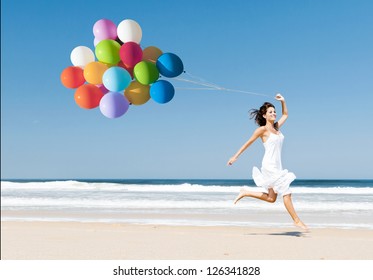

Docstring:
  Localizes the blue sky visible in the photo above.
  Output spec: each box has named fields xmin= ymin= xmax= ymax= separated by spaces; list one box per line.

xmin=1 ymin=0 xmax=373 ymax=179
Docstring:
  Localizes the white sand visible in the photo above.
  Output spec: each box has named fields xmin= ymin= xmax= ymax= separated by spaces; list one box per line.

xmin=2 ymin=221 xmax=373 ymax=260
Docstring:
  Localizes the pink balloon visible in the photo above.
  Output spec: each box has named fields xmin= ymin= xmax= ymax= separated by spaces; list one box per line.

xmin=119 ymin=42 xmax=143 ymax=68
xmin=93 ymin=19 xmax=117 ymax=40
xmin=93 ymin=37 xmax=101 ymax=47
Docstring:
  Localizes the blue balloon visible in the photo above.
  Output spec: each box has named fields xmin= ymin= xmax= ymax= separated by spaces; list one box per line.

xmin=99 ymin=92 xmax=130 ymax=118
xmin=150 ymin=80 xmax=175 ymax=104
xmin=102 ymin=66 xmax=131 ymax=92
xmin=156 ymin=53 xmax=183 ymax=78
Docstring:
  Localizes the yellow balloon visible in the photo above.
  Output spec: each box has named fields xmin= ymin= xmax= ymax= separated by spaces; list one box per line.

xmin=142 ymin=46 xmax=163 ymax=64
xmin=124 ymin=81 xmax=150 ymax=105
xmin=83 ymin=61 xmax=108 ymax=85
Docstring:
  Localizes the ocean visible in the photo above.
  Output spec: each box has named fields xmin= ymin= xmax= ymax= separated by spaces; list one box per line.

xmin=1 ymin=179 xmax=373 ymax=229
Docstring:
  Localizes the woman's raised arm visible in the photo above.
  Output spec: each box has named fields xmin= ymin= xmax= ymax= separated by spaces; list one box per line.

xmin=275 ymin=93 xmax=288 ymax=128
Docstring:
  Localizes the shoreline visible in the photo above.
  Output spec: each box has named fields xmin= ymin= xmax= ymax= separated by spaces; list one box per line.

xmin=2 ymin=209 xmax=373 ymax=230
xmin=2 ymin=220 xmax=373 ymax=260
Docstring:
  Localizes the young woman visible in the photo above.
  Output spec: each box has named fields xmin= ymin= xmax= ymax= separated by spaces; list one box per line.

xmin=227 ymin=94 xmax=308 ymax=230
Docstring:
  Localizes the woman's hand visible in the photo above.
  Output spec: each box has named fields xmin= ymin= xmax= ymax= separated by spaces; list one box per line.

xmin=275 ymin=93 xmax=285 ymax=101
xmin=227 ymin=156 xmax=238 ymax=166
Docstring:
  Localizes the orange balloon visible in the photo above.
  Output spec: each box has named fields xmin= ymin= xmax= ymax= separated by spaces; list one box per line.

xmin=83 ymin=61 xmax=108 ymax=85
xmin=142 ymin=46 xmax=163 ymax=64
xmin=74 ymin=84 xmax=104 ymax=109
xmin=124 ymin=81 xmax=150 ymax=105
xmin=60 ymin=66 xmax=85 ymax=88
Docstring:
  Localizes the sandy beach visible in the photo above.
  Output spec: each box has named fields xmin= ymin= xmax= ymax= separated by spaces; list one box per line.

xmin=1 ymin=221 xmax=373 ymax=260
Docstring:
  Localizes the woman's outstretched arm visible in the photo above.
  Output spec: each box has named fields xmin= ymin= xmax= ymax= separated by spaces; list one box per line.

xmin=227 ymin=126 xmax=265 ymax=165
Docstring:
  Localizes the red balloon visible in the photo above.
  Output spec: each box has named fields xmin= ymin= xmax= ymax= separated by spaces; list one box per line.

xmin=119 ymin=42 xmax=143 ymax=68
xmin=60 ymin=66 xmax=85 ymax=88
xmin=118 ymin=61 xmax=134 ymax=78
xmin=74 ymin=84 xmax=104 ymax=109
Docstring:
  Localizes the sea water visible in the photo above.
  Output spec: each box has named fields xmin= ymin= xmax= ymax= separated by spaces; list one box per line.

xmin=1 ymin=179 xmax=373 ymax=229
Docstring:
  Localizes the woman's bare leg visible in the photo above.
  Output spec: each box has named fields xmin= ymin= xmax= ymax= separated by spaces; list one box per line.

xmin=283 ymin=194 xmax=308 ymax=230
xmin=234 ymin=188 xmax=277 ymax=204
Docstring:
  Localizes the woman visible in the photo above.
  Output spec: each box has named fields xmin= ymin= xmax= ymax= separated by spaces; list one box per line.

xmin=227 ymin=94 xmax=308 ymax=230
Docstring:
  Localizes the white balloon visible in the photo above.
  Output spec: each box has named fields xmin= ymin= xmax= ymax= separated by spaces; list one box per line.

xmin=70 ymin=46 xmax=95 ymax=68
xmin=117 ymin=19 xmax=142 ymax=44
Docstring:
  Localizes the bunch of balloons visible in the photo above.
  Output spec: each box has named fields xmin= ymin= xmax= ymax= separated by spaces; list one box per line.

xmin=60 ymin=18 xmax=184 ymax=118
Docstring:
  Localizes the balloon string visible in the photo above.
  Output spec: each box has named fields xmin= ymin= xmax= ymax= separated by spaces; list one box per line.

xmin=171 ymin=72 xmax=270 ymax=97
xmin=175 ymin=87 xmax=218 ymax=90
xmin=183 ymin=72 xmax=223 ymax=89
xmin=173 ymin=77 xmax=221 ymax=89
xmin=216 ymin=88 xmax=269 ymax=97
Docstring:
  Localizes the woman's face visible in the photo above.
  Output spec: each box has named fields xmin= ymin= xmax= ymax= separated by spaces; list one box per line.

xmin=264 ymin=107 xmax=276 ymax=122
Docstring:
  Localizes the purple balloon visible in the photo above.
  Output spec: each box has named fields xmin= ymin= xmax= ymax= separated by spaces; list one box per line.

xmin=93 ymin=19 xmax=117 ymax=40
xmin=99 ymin=92 xmax=130 ymax=119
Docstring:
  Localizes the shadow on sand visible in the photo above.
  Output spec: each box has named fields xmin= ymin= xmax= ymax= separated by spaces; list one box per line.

xmin=245 ymin=231 xmax=309 ymax=238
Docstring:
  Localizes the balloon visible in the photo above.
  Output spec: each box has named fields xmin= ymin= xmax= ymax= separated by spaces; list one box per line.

xmin=133 ymin=61 xmax=159 ymax=85
xmin=61 ymin=18 xmax=182 ymax=119
xmin=60 ymin=66 xmax=85 ymax=88
xmin=74 ymin=84 xmax=104 ymax=109
xmin=117 ymin=19 xmax=142 ymax=44
xmin=93 ymin=37 xmax=101 ymax=47
xmin=119 ymin=42 xmax=143 ymax=68
xmin=118 ymin=61 xmax=134 ymax=78
xmin=99 ymin=92 xmax=130 ymax=118
xmin=95 ymin=39 xmax=121 ymax=65
xmin=93 ymin=19 xmax=117 ymax=40
xmin=150 ymin=80 xmax=175 ymax=104
xmin=102 ymin=66 xmax=131 ymax=92
xmin=96 ymin=84 xmax=109 ymax=94
xmin=94 ymin=36 xmax=121 ymax=50
xmin=156 ymin=53 xmax=184 ymax=78
xmin=70 ymin=46 xmax=95 ymax=68
xmin=83 ymin=61 xmax=108 ymax=85
xmin=142 ymin=46 xmax=163 ymax=64
xmin=124 ymin=81 xmax=150 ymax=105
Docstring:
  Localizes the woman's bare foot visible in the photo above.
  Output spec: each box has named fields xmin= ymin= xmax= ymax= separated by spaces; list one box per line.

xmin=294 ymin=219 xmax=309 ymax=231
xmin=233 ymin=188 xmax=248 ymax=204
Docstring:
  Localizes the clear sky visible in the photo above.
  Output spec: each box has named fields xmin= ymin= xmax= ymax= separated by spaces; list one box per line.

xmin=1 ymin=0 xmax=373 ymax=179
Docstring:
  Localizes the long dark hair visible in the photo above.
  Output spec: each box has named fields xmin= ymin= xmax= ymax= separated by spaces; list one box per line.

xmin=249 ymin=102 xmax=278 ymax=130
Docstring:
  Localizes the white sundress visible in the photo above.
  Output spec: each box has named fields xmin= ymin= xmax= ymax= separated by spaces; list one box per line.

xmin=252 ymin=132 xmax=295 ymax=196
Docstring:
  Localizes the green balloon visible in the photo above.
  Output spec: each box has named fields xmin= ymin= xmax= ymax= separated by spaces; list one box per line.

xmin=95 ymin=39 xmax=121 ymax=65
xmin=134 ymin=61 xmax=159 ymax=85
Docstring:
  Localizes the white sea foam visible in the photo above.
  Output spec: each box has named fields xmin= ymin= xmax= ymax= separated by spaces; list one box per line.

xmin=2 ymin=181 xmax=373 ymax=194
xmin=1 ymin=181 xmax=127 ymax=191
xmin=2 ymin=196 xmax=373 ymax=211
xmin=2 ymin=180 xmax=373 ymax=229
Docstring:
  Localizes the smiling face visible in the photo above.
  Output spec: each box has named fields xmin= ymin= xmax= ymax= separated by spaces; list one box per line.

xmin=251 ymin=102 xmax=277 ymax=127
xmin=263 ymin=106 xmax=276 ymax=122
